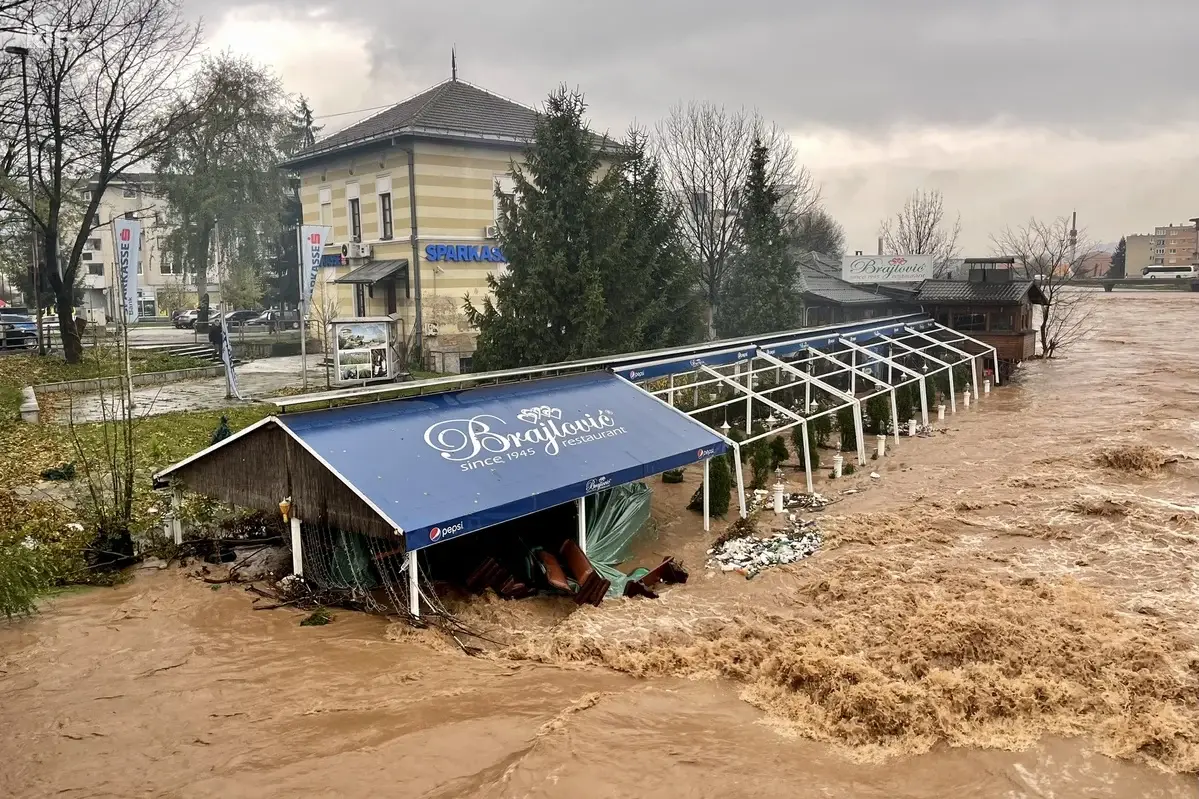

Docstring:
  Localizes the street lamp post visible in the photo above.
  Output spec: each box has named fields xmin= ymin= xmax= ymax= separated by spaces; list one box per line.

xmin=5 ymin=44 xmax=43 ymax=355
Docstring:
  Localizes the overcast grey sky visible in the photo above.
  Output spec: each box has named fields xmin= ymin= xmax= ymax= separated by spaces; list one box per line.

xmin=205 ymin=0 xmax=1199 ymax=251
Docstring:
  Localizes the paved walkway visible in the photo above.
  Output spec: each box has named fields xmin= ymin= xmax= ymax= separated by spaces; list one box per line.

xmin=58 ymin=355 xmax=328 ymax=423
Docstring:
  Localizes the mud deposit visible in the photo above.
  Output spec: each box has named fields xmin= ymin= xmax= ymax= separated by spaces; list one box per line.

xmin=3 ymin=292 xmax=1199 ymax=798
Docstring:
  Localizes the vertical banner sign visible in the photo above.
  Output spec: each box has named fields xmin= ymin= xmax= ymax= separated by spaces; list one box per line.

xmin=299 ymin=225 xmax=331 ymax=316
xmin=218 ymin=306 xmax=244 ymax=399
xmin=113 ymin=218 xmax=142 ymax=321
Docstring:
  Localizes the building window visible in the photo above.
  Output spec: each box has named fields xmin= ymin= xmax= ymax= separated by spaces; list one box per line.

xmin=88 ymin=238 xmax=102 ymax=251
xmin=138 ymin=297 xmax=156 ymax=317
xmin=82 ymin=251 xmax=92 ymax=261
xmin=88 ymin=263 xmax=104 ymax=276
xmin=380 ymin=192 xmax=393 ymax=240
xmin=349 ymin=198 xmax=361 ymax=241
xmin=991 ymin=312 xmax=1015 ymax=332
xmin=951 ymin=312 xmax=987 ymax=332
xmin=320 ymin=201 xmax=332 ymax=229
xmin=494 ymin=175 xmax=516 ymax=221
xmin=459 ymin=356 xmax=474 ymax=374
xmin=385 ymin=280 xmax=397 ymax=314
xmin=122 ymin=185 xmax=137 ymax=198
xmin=161 ymin=259 xmax=183 ymax=275
xmin=92 ymin=214 xmax=100 ymax=227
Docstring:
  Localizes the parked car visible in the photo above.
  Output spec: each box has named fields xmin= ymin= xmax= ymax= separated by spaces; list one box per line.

xmin=0 ymin=313 xmax=37 ymax=334
xmin=1 ymin=318 xmax=37 ymax=350
xmin=246 ymin=309 xmax=301 ymax=330
xmin=174 ymin=309 xmax=199 ymax=329
xmin=224 ymin=309 xmax=262 ymax=327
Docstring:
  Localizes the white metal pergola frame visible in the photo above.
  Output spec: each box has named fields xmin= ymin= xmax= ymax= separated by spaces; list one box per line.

xmin=615 ymin=320 xmax=1000 ymax=519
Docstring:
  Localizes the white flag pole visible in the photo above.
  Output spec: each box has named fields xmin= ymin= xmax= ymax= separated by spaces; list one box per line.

xmin=297 ymin=224 xmax=307 ymax=392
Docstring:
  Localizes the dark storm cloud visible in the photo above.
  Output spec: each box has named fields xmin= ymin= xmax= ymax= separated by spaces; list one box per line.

xmin=195 ymin=0 xmax=1199 ymax=136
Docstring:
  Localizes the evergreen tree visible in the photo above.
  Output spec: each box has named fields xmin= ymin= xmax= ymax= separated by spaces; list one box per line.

xmin=606 ymin=127 xmax=702 ymax=351
xmin=290 ymin=96 xmax=323 ymax=152
xmin=715 ymin=139 xmax=802 ymax=338
xmin=1107 ymin=236 xmax=1126 ymax=279
xmin=466 ymin=87 xmax=619 ymax=369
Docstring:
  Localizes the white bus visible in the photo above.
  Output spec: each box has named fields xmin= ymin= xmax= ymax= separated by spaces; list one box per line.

xmin=1142 ymin=265 xmax=1197 ymax=279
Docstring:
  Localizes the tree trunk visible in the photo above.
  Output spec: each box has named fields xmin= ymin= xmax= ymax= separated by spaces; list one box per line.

xmin=55 ymin=293 xmax=82 ymax=363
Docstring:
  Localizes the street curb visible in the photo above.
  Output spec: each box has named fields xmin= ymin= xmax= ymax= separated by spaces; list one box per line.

xmin=30 ymin=364 xmax=226 ymax=402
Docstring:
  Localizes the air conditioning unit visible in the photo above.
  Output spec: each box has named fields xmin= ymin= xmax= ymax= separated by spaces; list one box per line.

xmin=346 ymin=242 xmax=372 ymax=259
xmin=484 ymin=224 xmax=499 ymax=240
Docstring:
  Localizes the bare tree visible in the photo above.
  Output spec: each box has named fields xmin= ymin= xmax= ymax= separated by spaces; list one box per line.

xmin=655 ymin=102 xmax=819 ymax=337
xmin=309 ymin=270 xmax=340 ymax=389
xmin=878 ymin=189 xmax=962 ymax=274
xmin=0 ymin=0 xmax=201 ymax=362
xmin=991 ymin=216 xmax=1099 ymax=358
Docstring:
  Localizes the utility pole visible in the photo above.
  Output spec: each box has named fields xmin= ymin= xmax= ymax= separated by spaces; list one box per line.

xmin=5 ymin=44 xmax=43 ymax=355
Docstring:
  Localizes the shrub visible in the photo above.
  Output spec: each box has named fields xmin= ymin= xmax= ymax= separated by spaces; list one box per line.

xmin=662 ymin=468 xmax=686 ymax=484
xmin=688 ymin=454 xmax=732 ymax=516
xmin=769 ymin=436 xmax=790 ymax=470
xmin=895 ymin=384 xmax=915 ymax=426
xmin=750 ymin=441 xmax=773 ymax=489
xmin=836 ymin=406 xmax=857 ymax=452
xmin=864 ymin=395 xmax=891 ymax=436
xmin=0 ymin=538 xmax=52 ymax=619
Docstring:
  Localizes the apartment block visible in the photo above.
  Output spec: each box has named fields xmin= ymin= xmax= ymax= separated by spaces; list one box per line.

xmin=78 ymin=173 xmax=215 ymax=321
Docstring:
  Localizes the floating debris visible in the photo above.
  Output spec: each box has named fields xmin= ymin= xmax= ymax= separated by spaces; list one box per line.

xmin=744 ymin=490 xmax=834 ymax=515
xmin=706 ymin=524 xmax=823 ymax=579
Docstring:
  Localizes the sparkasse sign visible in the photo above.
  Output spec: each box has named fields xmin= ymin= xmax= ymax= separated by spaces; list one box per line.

xmin=841 ymin=254 xmax=935 ymax=283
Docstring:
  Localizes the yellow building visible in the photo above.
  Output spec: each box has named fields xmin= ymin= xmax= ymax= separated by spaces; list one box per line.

xmin=282 ymin=77 xmax=535 ymax=373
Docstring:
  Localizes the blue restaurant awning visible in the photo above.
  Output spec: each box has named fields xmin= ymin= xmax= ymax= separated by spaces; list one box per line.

xmin=156 ymin=371 xmax=726 ymax=551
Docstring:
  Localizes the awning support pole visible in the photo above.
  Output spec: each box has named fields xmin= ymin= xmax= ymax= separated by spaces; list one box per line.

xmin=850 ymin=348 xmax=857 ymax=395
xmin=877 ymin=334 xmax=955 ymax=415
xmin=702 ymin=458 xmax=711 ymax=532
xmin=577 ymin=496 xmax=587 ymax=553
xmin=290 ymin=516 xmax=303 ymax=577
xmin=170 ymin=486 xmax=183 ymax=546
xmin=407 ymin=550 xmax=419 ymax=618
xmin=744 ymin=361 xmax=752 ymax=433
xmin=667 ymin=373 xmax=675 ymax=406
xmin=800 ymin=420 xmax=814 ymax=494
xmin=732 ymin=444 xmax=748 ymax=519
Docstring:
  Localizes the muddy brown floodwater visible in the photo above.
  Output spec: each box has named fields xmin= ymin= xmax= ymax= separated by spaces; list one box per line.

xmin=3 ymin=291 xmax=1199 ymax=798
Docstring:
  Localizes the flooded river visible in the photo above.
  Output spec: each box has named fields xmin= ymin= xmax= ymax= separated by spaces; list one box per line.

xmin=3 ymin=291 xmax=1198 ymax=798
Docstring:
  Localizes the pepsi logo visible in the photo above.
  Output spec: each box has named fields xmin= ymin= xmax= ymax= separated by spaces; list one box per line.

xmin=429 ymin=527 xmax=441 ymax=541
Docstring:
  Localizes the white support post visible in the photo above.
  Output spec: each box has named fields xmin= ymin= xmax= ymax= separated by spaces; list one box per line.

xmin=947 ymin=364 xmax=957 ymax=414
xmin=876 ymin=434 xmax=886 ymax=458
xmin=833 ymin=454 xmax=844 ymax=478
xmin=800 ymin=421 xmax=814 ymax=494
xmin=804 ymin=372 xmax=812 ymax=413
xmin=849 ymin=349 xmax=857 ymax=395
xmin=938 ymin=404 xmax=946 ymax=421
xmin=908 ymin=418 xmax=917 ymax=437
xmin=170 ymin=486 xmax=183 ymax=546
xmin=702 ymin=458 xmax=711 ymax=532
xmin=290 ymin=516 xmax=303 ymax=577
xmin=992 ymin=349 xmax=1001 ymax=386
xmin=968 ymin=356 xmax=980 ymax=400
xmin=667 ymin=373 xmax=675 ymax=407
xmin=732 ymin=445 xmax=748 ymax=519
xmin=963 ymin=388 xmax=971 ymax=409
xmin=852 ymin=400 xmax=867 ymax=466
xmin=744 ymin=361 xmax=753 ymax=433
xmin=984 ymin=378 xmax=991 ymax=396
xmin=918 ymin=375 xmax=930 ymax=425
xmin=407 ymin=550 xmax=420 ymax=618
xmin=577 ymin=496 xmax=587 ymax=554
xmin=887 ymin=345 xmax=894 ymax=385
xmin=889 ymin=388 xmax=900 ymax=444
